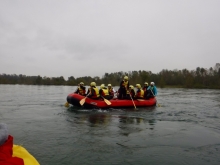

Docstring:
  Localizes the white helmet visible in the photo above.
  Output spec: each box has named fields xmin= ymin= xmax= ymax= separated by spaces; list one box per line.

xmin=150 ymin=82 xmax=155 ymax=85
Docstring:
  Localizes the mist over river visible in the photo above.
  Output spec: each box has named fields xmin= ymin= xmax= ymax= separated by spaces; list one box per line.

xmin=0 ymin=85 xmax=220 ymax=165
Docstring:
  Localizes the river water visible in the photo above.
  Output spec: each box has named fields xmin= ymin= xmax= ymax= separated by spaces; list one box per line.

xmin=0 ymin=85 xmax=220 ymax=165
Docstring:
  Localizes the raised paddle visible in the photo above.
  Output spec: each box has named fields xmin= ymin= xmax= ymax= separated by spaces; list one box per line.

xmin=101 ymin=96 xmax=112 ymax=105
xmin=150 ymin=89 xmax=161 ymax=107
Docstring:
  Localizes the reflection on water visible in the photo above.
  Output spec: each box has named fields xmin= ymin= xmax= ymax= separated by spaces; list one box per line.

xmin=0 ymin=85 xmax=220 ymax=165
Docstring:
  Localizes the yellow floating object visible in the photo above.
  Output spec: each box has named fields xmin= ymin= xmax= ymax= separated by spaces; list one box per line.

xmin=13 ymin=145 xmax=40 ymax=165
xmin=64 ymin=102 xmax=69 ymax=107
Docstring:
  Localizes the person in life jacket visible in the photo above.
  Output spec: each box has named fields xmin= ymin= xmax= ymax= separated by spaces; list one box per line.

xmin=126 ymin=85 xmax=135 ymax=99
xmin=107 ymin=84 xmax=116 ymax=99
xmin=0 ymin=123 xmax=40 ymax=165
xmin=74 ymin=82 xmax=86 ymax=96
xmin=146 ymin=82 xmax=158 ymax=99
xmin=87 ymin=82 xmax=100 ymax=100
xmin=99 ymin=84 xmax=110 ymax=100
xmin=118 ymin=76 xmax=130 ymax=99
xmin=134 ymin=84 xmax=144 ymax=99
xmin=142 ymin=82 xmax=149 ymax=99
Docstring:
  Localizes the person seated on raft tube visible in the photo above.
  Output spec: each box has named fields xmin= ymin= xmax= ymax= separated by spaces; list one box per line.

xmin=87 ymin=82 xmax=100 ymax=100
xmin=146 ymin=82 xmax=158 ymax=99
xmin=118 ymin=76 xmax=130 ymax=99
xmin=107 ymin=84 xmax=116 ymax=99
xmin=99 ymin=84 xmax=110 ymax=100
xmin=134 ymin=84 xmax=144 ymax=99
xmin=74 ymin=82 xmax=86 ymax=96
xmin=142 ymin=82 xmax=149 ymax=99
xmin=126 ymin=85 xmax=135 ymax=99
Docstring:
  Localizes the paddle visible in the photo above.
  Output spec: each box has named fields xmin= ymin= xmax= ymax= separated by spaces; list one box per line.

xmin=129 ymin=92 xmax=137 ymax=109
xmin=150 ymin=89 xmax=161 ymax=107
xmin=101 ymin=96 xmax=112 ymax=105
xmin=79 ymin=94 xmax=89 ymax=106
xmin=64 ymin=102 xmax=69 ymax=107
xmin=64 ymin=86 xmax=79 ymax=107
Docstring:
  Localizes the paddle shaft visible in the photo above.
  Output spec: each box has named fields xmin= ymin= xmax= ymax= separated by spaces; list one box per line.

xmin=150 ymin=89 xmax=160 ymax=107
xmin=129 ymin=92 xmax=136 ymax=109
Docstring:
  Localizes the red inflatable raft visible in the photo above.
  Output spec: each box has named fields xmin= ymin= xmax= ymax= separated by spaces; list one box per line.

xmin=66 ymin=93 xmax=156 ymax=109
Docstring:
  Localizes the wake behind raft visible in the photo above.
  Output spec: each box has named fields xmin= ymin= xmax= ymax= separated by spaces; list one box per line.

xmin=66 ymin=93 xmax=156 ymax=109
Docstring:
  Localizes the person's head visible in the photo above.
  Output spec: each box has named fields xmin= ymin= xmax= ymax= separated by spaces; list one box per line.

xmin=124 ymin=76 xmax=128 ymax=82
xmin=129 ymin=85 xmax=134 ymax=89
xmin=150 ymin=82 xmax=155 ymax=86
xmin=107 ymin=84 xmax=112 ymax=88
xmin=90 ymin=82 xmax=96 ymax=87
xmin=100 ymin=84 xmax=105 ymax=89
xmin=0 ymin=123 xmax=8 ymax=146
xmin=79 ymin=82 xmax=84 ymax=86
xmin=144 ymin=82 xmax=148 ymax=86
xmin=136 ymin=84 xmax=141 ymax=89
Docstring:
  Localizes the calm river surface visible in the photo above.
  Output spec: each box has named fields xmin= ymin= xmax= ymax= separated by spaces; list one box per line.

xmin=0 ymin=85 xmax=220 ymax=165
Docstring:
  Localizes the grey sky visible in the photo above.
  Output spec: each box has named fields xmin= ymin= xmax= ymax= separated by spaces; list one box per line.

xmin=0 ymin=0 xmax=220 ymax=80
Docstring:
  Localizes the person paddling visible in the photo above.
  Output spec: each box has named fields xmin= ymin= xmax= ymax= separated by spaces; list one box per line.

xmin=74 ymin=82 xmax=86 ymax=96
xmin=146 ymin=82 xmax=157 ymax=99
xmin=87 ymin=82 xmax=100 ymax=100
xmin=143 ymin=82 xmax=149 ymax=99
xmin=134 ymin=84 xmax=144 ymax=99
xmin=126 ymin=85 xmax=135 ymax=99
xmin=99 ymin=84 xmax=110 ymax=100
xmin=107 ymin=84 xmax=116 ymax=99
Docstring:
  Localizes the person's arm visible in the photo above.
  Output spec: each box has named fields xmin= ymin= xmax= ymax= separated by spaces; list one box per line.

xmin=74 ymin=88 xmax=79 ymax=93
xmin=86 ymin=88 xmax=91 ymax=95
xmin=153 ymin=87 xmax=157 ymax=96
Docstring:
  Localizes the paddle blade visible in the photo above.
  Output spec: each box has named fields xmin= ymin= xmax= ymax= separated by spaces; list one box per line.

xmin=104 ymin=99 xmax=111 ymax=105
xmin=79 ymin=98 xmax=86 ymax=106
xmin=137 ymin=99 xmax=145 ymax=101
xmin=157 ymin=103 xmax=161 ymax=107
xmin=64 ymin=102 xmax=69 ymax=107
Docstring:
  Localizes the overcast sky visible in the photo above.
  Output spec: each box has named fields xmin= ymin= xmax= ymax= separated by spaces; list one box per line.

xmin=0 ymin=0 xmax=220 ymax=79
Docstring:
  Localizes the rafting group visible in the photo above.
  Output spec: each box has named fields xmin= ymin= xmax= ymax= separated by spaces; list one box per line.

xmin=74 ymin=76 xmax=158 ymax=101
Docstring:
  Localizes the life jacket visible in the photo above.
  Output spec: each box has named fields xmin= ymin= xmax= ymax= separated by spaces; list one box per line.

xmin=101 ymin=88 xmax=109 ymax=96
xmin=136 ymin=89 xmax=144 ymax=98
xmin=91 ymin=87 xmax=100 ymax=98
xmin=78 ymin=86 xmax=86 ymax=95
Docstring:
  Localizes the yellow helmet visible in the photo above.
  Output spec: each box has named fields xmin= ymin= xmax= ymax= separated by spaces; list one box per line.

xmin=144 ymin=82 xmax=148 ymax=85
xmin=80 ymin=82 xmax=84 ymax=85
xmin=108 ymin=84 xmax=111 ymax=87
xmin=136 ymin=84 xmax=141 ymax=88
xmin=124 ymin=76 xmax=128 ymax=80
xmin=129 ymin=85 xmax=134 ymax=89
xmin=90 ymin=82 xmax=96 ymax=86
xmin=100 ymin=84 xmax=105 ymax=89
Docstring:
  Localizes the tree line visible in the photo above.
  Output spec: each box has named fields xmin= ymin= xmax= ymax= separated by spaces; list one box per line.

xmin=1 ymin=63 xmax=220 ymax=89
